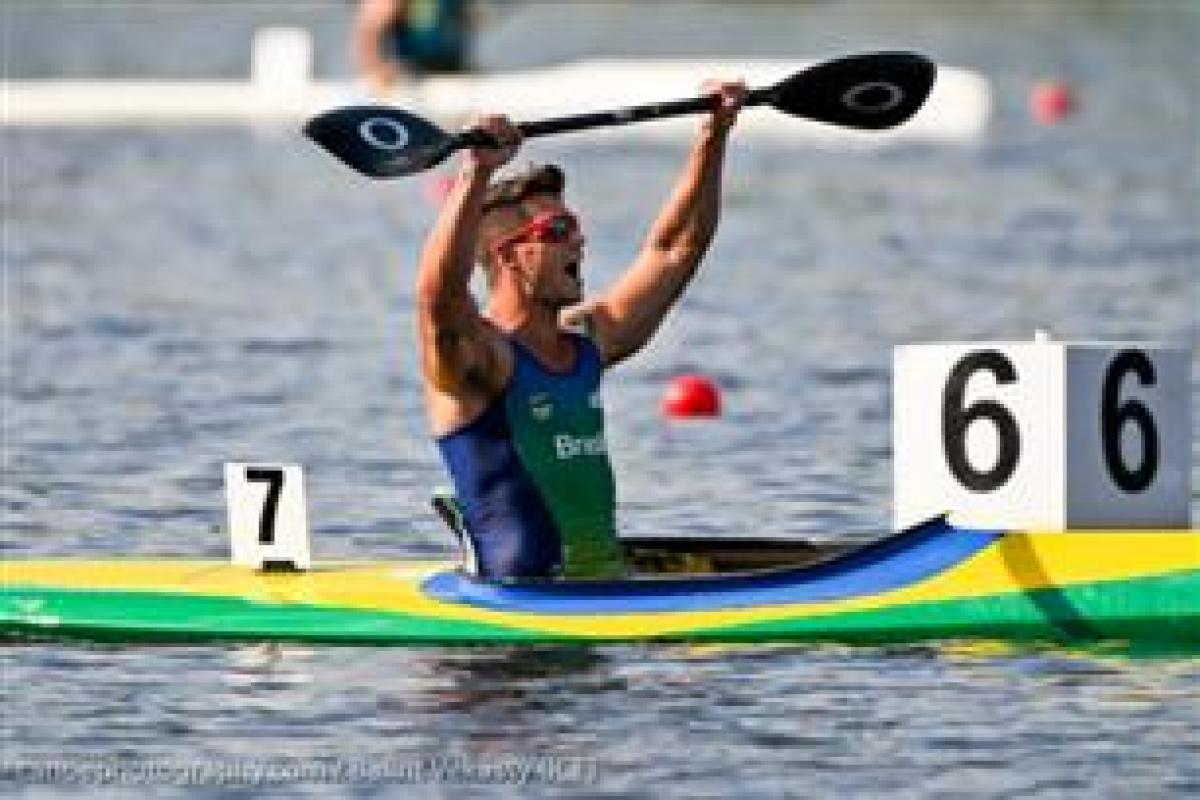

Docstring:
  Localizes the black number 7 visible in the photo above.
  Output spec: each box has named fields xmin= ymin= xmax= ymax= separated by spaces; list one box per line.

xmin=245 ymin=468 xmax=285 ymax=544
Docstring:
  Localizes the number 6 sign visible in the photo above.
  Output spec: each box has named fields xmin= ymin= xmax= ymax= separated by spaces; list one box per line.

xmin=893 ymin=338 xmax=1191 ymax=531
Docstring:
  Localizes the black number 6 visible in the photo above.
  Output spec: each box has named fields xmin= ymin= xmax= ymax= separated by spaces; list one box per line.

xmin=942 ymin=351 xmax=1022 ymax=492
xmin=1101 ymin=350 xmax=1158 ymax=492
xmin=245 ymin=468 xmax=285 ymax=544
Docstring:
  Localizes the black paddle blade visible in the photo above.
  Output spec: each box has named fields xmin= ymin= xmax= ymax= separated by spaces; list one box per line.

xmin=303 ymin=106 xmax=457 ymax=178
xmin=766 ymin=52 xmax=936 ymax=130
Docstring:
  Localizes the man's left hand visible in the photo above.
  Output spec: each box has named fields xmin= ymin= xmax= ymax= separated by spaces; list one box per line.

xmin=701 ymin=79 xmax=749 ymax=134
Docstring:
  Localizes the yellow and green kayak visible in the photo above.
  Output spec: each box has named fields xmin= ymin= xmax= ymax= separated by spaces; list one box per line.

xmin=2 ymin=518 xmax=1197 ymax=646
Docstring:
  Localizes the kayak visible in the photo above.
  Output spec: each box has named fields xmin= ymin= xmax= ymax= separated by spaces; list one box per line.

xmin=2 ymin=518 xmax=1197 ymax=647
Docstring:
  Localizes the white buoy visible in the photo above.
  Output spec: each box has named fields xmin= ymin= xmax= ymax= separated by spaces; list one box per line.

xmin=251 ymin=27 xmax=314 ymax=93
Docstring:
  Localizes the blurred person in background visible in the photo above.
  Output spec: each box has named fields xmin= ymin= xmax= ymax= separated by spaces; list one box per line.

xmin=353 ymin=0 xmax=471 ymax=92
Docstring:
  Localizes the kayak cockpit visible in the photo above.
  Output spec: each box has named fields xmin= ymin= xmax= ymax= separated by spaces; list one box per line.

xmin=623 ymin=536 xmax=852 ymax=575
xmin=431 ymin=491 xmax=855 ymax=579
xmin=422 ymin=517 xmax=1001 ymax=614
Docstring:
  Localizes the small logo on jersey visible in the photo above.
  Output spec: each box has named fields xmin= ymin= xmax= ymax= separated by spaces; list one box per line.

xmin=588 ymin=391 xmax=603 ymax=410
xmin=555 ymin=432 xmax=607 ymax=460
xmin=529 ymin=392 xmax=553 ymax=422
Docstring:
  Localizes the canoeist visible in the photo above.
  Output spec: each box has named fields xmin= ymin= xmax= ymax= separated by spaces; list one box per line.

xmin=416 ymin=80 xmax=748 ymax=580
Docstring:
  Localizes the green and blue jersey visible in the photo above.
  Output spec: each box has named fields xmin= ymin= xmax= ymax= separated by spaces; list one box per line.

xmin=436 ymin=334 xmax=624 ymax=580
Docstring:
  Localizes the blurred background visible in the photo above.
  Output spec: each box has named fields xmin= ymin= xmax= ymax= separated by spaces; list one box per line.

xmin=6 ymin=1 xmax=1198 ymax=81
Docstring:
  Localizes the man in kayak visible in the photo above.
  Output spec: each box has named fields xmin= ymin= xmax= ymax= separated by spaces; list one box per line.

xmin=417 ymin=80 xmax=747 ymax=581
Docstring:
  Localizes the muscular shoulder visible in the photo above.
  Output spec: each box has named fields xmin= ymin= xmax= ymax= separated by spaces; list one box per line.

xmin=424 ymin=326 xmax=513 ymax=436
xmin=419 ymin=304 xmax=513 ymax=392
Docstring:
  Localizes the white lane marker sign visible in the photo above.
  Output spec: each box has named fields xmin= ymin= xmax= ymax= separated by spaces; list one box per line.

xmin=225 ymin=463 xmax=312 ymax=570
xmin=893 ymin=337 xmax=1191 ymax=531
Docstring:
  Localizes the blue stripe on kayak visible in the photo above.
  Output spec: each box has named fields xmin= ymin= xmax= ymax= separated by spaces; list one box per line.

xmin=421 ymin=518 xmax=1002 ymax=614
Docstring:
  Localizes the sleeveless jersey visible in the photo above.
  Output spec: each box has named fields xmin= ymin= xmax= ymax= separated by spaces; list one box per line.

xmin=436 ymin=334 xmax=624 ymax=580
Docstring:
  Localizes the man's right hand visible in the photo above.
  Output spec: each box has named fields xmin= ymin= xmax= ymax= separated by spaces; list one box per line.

xmin=464 ymin=115 xmax=523 ymax=171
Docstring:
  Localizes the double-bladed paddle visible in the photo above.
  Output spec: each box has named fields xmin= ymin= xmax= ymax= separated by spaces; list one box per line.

xmin=304 ymin=51 xmax=936 ymax=179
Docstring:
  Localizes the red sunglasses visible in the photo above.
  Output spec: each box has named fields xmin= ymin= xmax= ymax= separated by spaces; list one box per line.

xmin=490 ymin=211 xmax=579 ymax=254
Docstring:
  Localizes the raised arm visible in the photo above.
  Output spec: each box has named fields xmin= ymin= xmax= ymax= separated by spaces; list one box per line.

xmin=415 ymin=116 xmax=518 ymax=400
xmin=579 ymin=81 xmax=747 ymax=365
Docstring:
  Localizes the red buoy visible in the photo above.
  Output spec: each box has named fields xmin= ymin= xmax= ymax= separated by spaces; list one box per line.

xmin=1030 ymin=80 xmax=1076 ymax=125
xmin=661 ymin=374 xmax=722 ymax=418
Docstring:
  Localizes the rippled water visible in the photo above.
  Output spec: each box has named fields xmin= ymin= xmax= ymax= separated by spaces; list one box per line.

xmin=4 ymin=2 xmax=1199 ymax=797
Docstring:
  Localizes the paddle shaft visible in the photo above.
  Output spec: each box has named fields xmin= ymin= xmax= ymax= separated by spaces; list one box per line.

xmin=453 ymin=86 xmax=774 ymax=149
xmin=303 ymin=53 xmax=935 ymax=177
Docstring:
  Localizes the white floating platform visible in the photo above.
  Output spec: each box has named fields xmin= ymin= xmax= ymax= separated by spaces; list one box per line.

xmin=2 ymin=59 xmax=990 ymax=144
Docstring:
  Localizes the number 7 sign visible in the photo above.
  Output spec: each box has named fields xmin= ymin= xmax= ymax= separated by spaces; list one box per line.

xmin=225 ymin=463 xmax=312 ymax=570
xmin=893 ymin=339 xmax=1191 ymax=531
